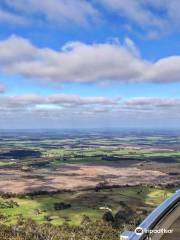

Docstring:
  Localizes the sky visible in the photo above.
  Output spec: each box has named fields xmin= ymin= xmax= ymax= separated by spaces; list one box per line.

xmin=0 ymin=0 xmax=180 ymax=129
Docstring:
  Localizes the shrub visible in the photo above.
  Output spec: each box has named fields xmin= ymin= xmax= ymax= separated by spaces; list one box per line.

xmin=102 ymin=211 xmax=114 ymax=223
xmin=0 ymin=219 xmax=118 ymax=240
xmin=54 ymin=202 xmax=71 ymax=211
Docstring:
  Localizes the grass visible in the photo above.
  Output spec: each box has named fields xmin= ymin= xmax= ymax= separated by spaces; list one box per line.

xmin=0 ymin=194 xmax=101 ymax=225
xmin=0 ymin=161 xmax=16 ymax=166
xmin=42 ymin=147 xmax=180 ymax=163
xmin=143 ymin=152 xmax=180 ymax=157
xmin=0 ymin=186 xmax=175 ymax=226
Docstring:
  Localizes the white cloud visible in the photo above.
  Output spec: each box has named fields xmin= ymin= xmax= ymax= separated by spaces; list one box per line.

xmin=0 ymin=94 xmax=179 ymax=112
xmin=124 ymin=97 xmax=180 ymax=109
xmin=1 ymin=0 xmax=180 ymax=37
xmin=0 ymin=84 xmax=6 ymax=93
xmin=98 ymin=0 xmax=180 ymax=36
xmin=0 ymin=36 xmax=180 ymax=84
xmin=145 ymin=57 xmax=180 ymax=83
xmin=0 ymin=36 xmax=147 ymax=83
xmin=3 ymin=0 xmax=99 ymax=26
xmin=0 ymin=94 xmax=118 ymax=109
xmin=99 ymin=0 xmax=162 ymax=27
xmin=0 ymin=8 xmax=27 ymax=25
xmin=0 ymin=95 xmax=179 ymax=129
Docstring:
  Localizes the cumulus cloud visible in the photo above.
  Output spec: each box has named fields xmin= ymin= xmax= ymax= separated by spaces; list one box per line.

xmin=145 ymin=57 xmax=180 ymax=83
xmin=0 ymin=36 xmax=148 ymax=83
xmin=0 ymin=36 xmax=180 ymax=84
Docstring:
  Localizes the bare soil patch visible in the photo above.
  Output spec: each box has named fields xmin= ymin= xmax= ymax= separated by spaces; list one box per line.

xmin=0 ymin=164 xmax=177 ymax=194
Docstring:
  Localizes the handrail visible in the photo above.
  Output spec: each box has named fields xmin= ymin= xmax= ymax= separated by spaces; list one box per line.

xmin=120 ymin=189 xmax=180 ymax=240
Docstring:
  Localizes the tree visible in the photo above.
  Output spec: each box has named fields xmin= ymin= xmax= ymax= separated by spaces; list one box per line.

xmin=102 ymin=211 xmax=114 ymax=223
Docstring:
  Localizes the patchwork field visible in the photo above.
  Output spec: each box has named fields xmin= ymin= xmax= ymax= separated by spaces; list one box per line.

xmin=0 ymin=129 xmax=179 ymax=234
xmin=0 ymin=164 xmax=176 ymax=194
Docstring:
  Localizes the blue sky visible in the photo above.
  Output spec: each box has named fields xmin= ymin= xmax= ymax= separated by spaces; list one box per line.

xmin=0 ymin=0 xmax=180 ymax=129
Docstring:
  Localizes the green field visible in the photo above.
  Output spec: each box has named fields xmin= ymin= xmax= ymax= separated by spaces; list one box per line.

xmin=0 ymin=186 xmax=174 ymax=226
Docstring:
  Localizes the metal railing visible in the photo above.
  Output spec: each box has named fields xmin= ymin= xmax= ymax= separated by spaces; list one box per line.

xmin=120 ymin=189 xmax=180 ymax=240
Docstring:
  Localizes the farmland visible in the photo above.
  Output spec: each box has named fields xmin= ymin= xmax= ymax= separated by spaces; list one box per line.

xmin=0 ymin=129 xmax=179 ymax=238
xmin=0 ymin=186 xmax=174 ymax=226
